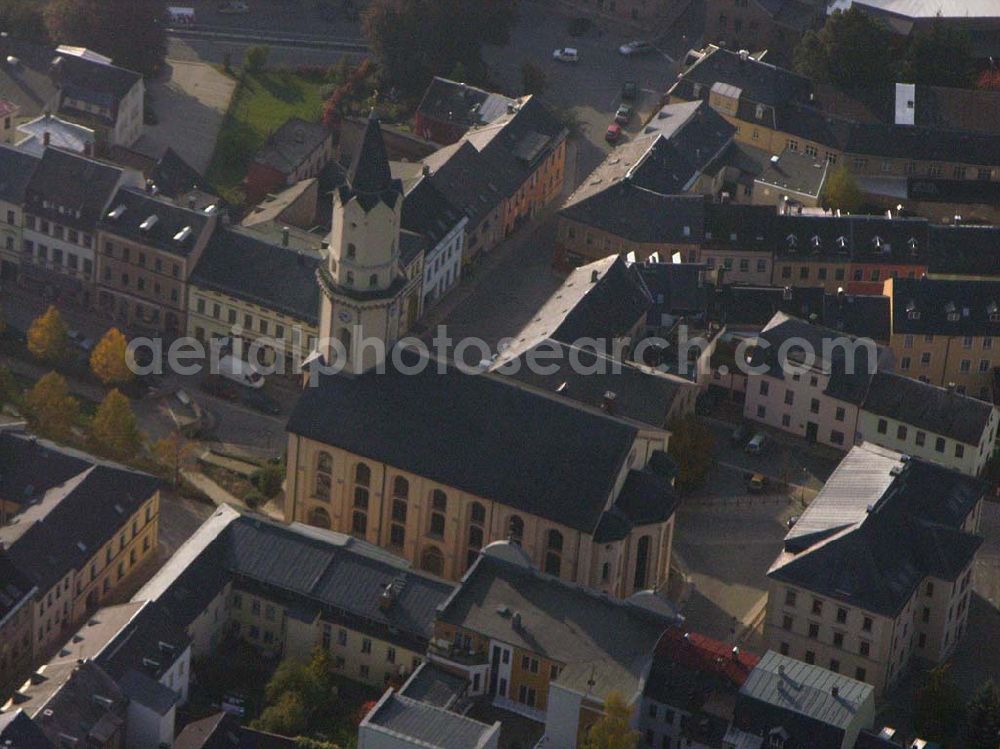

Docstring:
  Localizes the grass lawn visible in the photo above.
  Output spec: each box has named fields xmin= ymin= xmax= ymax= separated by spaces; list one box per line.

xmin=206 ymin=70 xmax=331 ymax=205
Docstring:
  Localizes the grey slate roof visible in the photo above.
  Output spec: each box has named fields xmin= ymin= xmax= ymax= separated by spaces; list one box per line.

xmin=821 ymin=292 xmax=891 ymax=342
xmin=734 ymin=651 xmax=873 ymax=749
xmin=0 ymin=710 xmax=53 ymax=749
xmin=401 ymin=175 xmax=464 ymax=246
xmin=703 ymin=203 xmax=776 ymax=249
xmin=756 ymin=149 xmax=829 ymax=197
xmin=0 ymin=435 xmax=160 ymax=594
xmin=342 ymin=113 xmax=402 ymax=212
xmin=399 ymin=662 xmax=468 ymax=709
xmin=149 ymin=147 xmax=210 ymax=199
xmin=365 ymin=692 xmax=497 ymax=749
xmin=253 ymin=118 xmax=329 ymax=177
xmin=190 ymin=227 xmax=321 ymax=325
xmin=423 ymin=140 xmax=501 ymax=227
xmin=636 ymin=101 xmax=736 ymax=193
xmin=887 ymin=277 xmax=1000 ymax=336
xmin=639 ymin=262 xmax=710 ymax=320
xmin=173 ymin=712 xmax=301 ymax=749
xmin=438 ymin=551 xmax=675 ymax=701
xmin=24 ymin=147 xmax=124 ymax=231
xmin=927 ymin=225 xmax=1000 ymax=277
xmin=288 ymin=347 xmax=638 ymax=534
xmin=99 ymin=187 xmax=213 ymax=257
xmin=862 ymin=372 xmax=995 ymax=444
xmin=0 ymin=552 xmax=34 ymax=626
xmin=0 ymin=431 xmax=91 ymax=510
xmin=715 ymin=286 xmax=826 ymax=329
xmin=137 ymin=506 xmax=454 ymax=651
xmin=673 ymin=47 xmax=812 ymax=109
xmin=560 ymin=182 xmax=706 ymax=244
xmin=416 ymin=76 xmax=515 ymax=131
xmin=117 ymin=669 xmax=178 ymax=715
xmin=0 ymin=144 xmax=40 ymax=204
xmin=769 ymin=443 xmax=985 ymax=616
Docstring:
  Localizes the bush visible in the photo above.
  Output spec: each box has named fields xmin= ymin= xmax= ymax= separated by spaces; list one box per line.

xmin=253 ymin=460 xmax=284 ymax=499
xmin=244 ymin=489 xmax=263 ymax=509
xmin=245 ymin=45 xmax=270 ymax=73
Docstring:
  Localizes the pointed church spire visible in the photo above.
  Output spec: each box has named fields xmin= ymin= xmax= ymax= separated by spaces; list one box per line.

xmin=346 ymin=109 xmax=399 ymax=211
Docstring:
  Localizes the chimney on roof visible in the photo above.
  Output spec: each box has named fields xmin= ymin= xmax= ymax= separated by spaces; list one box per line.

xmin=145 ymin=179 xmax=154 ymax=195
xmin=188 ymin=195 xmax=196 ymax=210
xmin=421 ymin=164 xmax=430 ymax=177
xmin=282 ymin=226 xmax=290 ymax=247
xmin=946 ymin=382 xmax=956 ymax=394
xmin=602 ymin=390 xmax=617 ymax=414
xmin=512 ymin=612 xmax=523 ymax=630
xmin=379 ymin=583 xmax=396 ymax=612
xmin=832 ymin=685 xmax=840 ymax=698
xmin=591 ymin=269 xmax=599 ymax=283
xmin=43 ymin=130 xmax=50 ymax=147
xmin=738 ymin=49 xmax=749 ymax=62
xmin=732 ymin=646 xmax=740 ymax=661
xmin=778 ymin=664 xmax=785 ymax=676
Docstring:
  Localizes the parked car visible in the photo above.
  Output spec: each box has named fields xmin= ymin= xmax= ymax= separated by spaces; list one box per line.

xmin=615 ymin=104 xmax=633 ymax=125
xmin=746 ymin=472 xmax=768 ymax=493
xmin=552 ymin=47 xmax=579 ymax=63
xmin=242 ymin=389 xmax=281 ymax=416
xmin=200 ymin=376 xmax=240 ymax=401
xmin=605 ymin=123 xmax=622 ymax=143
xmin=619 ymin=40 xmax=654 ymax=56
xmin=745 ymin=432 xmax=767 ymax=455
xmin=218 ymin=1 xmax=249 ymax=13
xmin=621 ymin=80 xmax=638 ymax=101
xmin=731 ymin=423 xmax=751 ymax=446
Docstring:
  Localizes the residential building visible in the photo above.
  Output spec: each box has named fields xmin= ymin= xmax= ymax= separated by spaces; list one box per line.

xmin=752 ymin=148 xmax=829 ymax=210
xmin=173 ymin=712 xmax=301 ymax=749
xmin=858 ymin=373 xmax=999 ymax=476
xmin=927 ymin=225 xmax=1000 ymax=281
xmin=429 ymin=542 xmax=677 ymax=738
xmin=1 ymin=659 xmax=127 ymax=749
xmin=765 ymin=443 xmax=985 ymax=695
xmin=20 ymin=148 xmax=139 ymax=306
xmin=570 ymin=0 xmax=688 ymax=23
xmin=883 ymin=276 xmax=1000 ymax=400
xmin=187 ymin=227 xmax=322 ymax=372
xmin=413 ymin=77 xmax=515 ymax=146
xmin=850 ymin=0 xmax=1000 ymax=59
xmin=96 ymin=186 xmax=218 ymax=336
xmin=0 ymin=556 xmax=35 ymax=700
xmin=727 ymin=651 xmax=875 ymax=749
xmin=359 ymin=690 xmax=500 ymax=749
xmin=401 ymin=174 xmax=466 ymax=310
xmin=742 ymin=312 xmax=889 ymax=450
xmin=15 ymin=113 xmax=94 ymax=156
xmin=820 ymin=291 xmax=891 ymax=344
xmin=0 ymin=432 xmax=160 ymax=692
xmin=134 ymin=505 xmax=455 ymax=690
xmin=8 ymin=600 xmax=190 ymax=749
xmin=700 ymin=203 xmax=775 ymax=285
xmin=0 ymin=99 xmax=17 ymax=143
xmin=638 ymin=628 xmax=759 ymax=749
xmin=424 ymin=95 xmax=566 ymax=264
xmin=0 ymin=144 xmax=38 ymax=281
xmin=0 ymin=709 xmax=53 ymax=749
xmin=703 ymin=0 xmax=824 ymax=60
xmin=241 ymin=177 xmax=321 ymax=232
xmin=244 ymin=117 xmax=333 ymax=205
xmin=712 ymin=284 xmax=825 ymax=332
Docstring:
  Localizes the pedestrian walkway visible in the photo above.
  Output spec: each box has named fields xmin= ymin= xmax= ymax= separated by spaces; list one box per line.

xmin=198 ymin=448 xmax=259 ymax=478
xmin=180 ymin=468 xmax=283 ymax=521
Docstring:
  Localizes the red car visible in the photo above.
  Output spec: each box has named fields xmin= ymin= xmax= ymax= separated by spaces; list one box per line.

xmin=605 ymin=123 xmax=622 ymax=143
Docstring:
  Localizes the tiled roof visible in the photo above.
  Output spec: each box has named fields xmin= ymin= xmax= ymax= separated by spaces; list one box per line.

xmin=735 ymin=651 xmax=873 ymax=749
xmin=342 ymin=113 xmax=402 ymax=212
xmin=927 ymin=225 xmax=1000 ymax=277
xmin=672 ymin=47 xmax=812 ymax=109
xmin=364 ymin=692 xmax=498 ymax=749
xmin=99 ymin=187 xmax=213 ymax=257
xmin=416 ymin=76 xmax=514 ymax=130
xmin=24 ymin=148 xmax=124 ymax=230
xmin=438 ymin=551 xmax=676 ymax=700
xmin=862 ymin=372 xmax=995 ymax=445
xmin=0 ymin=710 xmax=53 ymax=749
xmin=887 ymin=277 xmax=1000 ymax=336
xmin=769 ymin=443 xmax=985 ymax=616
xmin=821 ymin=293 xmax=891 ymax=342
xmin=0 ymin=144 xmax=39 ymax=205
xmin=288 ymin=347 xmax=637 ymax=534
xmin=190 ymin=227 xmax=321 ymax=325
xmin=253 ymin=117 xmax=329 ymax=176
xmin=401 ymin=175 xmax=464 ymax=246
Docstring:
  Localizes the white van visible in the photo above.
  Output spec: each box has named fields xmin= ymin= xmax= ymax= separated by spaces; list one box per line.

xmin=168 ymin=6 xmax=196 ymax=25
xmin=217 ymin=355 xmax=265 ymax=389
xmin=745 ymin=432 xmax=767 ymax=455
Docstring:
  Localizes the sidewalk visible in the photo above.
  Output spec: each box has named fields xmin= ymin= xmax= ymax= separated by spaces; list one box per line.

xmin=2 ymin=354 xmax=107 ymax=403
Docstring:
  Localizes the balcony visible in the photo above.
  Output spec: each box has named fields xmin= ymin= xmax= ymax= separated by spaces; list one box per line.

xmin=428 ymin=640 xmax=489 ymax=668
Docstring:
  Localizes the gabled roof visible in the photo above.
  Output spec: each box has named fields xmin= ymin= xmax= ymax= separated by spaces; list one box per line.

xmin=0 ymin=552 xmax=34 ymax=627
xmin=0 ymin=144 xmax=39 ymax=205
xmin=190 ymin=227 xmax=320 ymax=324
xmin=672 ymin=47 xmax=812 ymax=109
xmin=288 ymin=346 xmax=638 ymax=534
xmin=416 ymin=76 xmax=515 ymax=130
xmin=439 ymin=551 xmax=676 ymax=701
xmin=423 ymin=140 xmax=500 ymax=226
xmin=715 ymin=286 xmax=826 ymax=329
xmin=862 ymin=372 xmax=995 ymax=444
xmin=928 ymin=225 xmax=1000 ymax=277
xmin=363 ymin=691 xmax=498 ymax=749
xmin=401 ymin=175 xmax=465 ymax=247
xmin=887 ymin=277 xmax=1000 ymax=336
xmin=99 ymin=186 xmax=213 ymax=257
xmin=24 ymin=147 xmax=124 ymax=230
xmin=769 ymin=443 xmax=985 ymax=616
xmin=253 ymin=117 xmax=329 ymax=176
xmin=0 ymin=710 xmax=53 ymax=749
xmin=343 ymin=112 xmax=402 ymax=212
xmin=735 ymin=651 xmax=873 ymax=749
xmin=821 ymin=293 xmax=891 ymax=342
xmin=149 ymin=147 xmax=210 ymax=199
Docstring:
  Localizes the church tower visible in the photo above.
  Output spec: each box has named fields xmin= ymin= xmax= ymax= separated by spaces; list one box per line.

xmin=318 ymin=112 xmax=407 ymax=374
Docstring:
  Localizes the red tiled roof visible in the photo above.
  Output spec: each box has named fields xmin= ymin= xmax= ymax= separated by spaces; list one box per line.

xmin=654 ymin=627 xmax=759 ymax=687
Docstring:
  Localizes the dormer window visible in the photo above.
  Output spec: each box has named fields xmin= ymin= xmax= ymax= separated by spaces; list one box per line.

xmin=810 ymin=235 xmax=821 ymax=254
xmin=786 ymin=234 xmax=797 ymax=249
xmin=988 ymin=301 xmax=999 ymax=322
xmin=755 ymin=103 xmax=765 ymax=120
xmin=908 ymin=237 xmax=919 ymax=256
xmin=871 ymin=235 xmax=882 ymax=251
xmin=906 ymin=299 xmax=920 ymax=320
xmin=836 ymin=236 xmax=848 ymax=254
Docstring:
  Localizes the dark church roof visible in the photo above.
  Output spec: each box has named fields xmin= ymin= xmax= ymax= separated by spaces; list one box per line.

xmin=343 ymin=112 xmax=403 ymax=212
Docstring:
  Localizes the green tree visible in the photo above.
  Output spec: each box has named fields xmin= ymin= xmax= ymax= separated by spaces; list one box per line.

xmin=258 ymin=647 xmax=339 ymax=733
xmin=901 ymin=18 xmax=974 ymax=88
xmin=245 ymin=45 xmax=270 ymax=73
xmin=27 ymin=305 xmax=68 ymax=365
xmin=90 ymin=327 xmax=134 ymax=386
xmin=363 ymin=0 xmax=518 ymax=97
xmin=521 ymin=60 xmax=547 ymax=96
xmin=254 ymin=692 xmax=307 ymax=736
xmin=43 ymin=0 xmax=166 ymax=76
xmin=25 ymin=372 xmax=79 ymax=442
xmin=253 ymin=459 xmax=285 ymax=498
xmin=0 ymin=366 xmax=20 ymax=407
xmin=821 ymin=165 xmax=863 ymax=214
xmin=0 ymin=0 xmax=50 ymax=43
xmin=964 ymin=680 xmax=1000 ymax=749
xmin=914 ymin=663 xmax=964 ymax=743
xmin=582 ymin=692 xmax=639 ymax=749
xmin=90 ymin=389 xmax=142 ymax=461
xmin=792 ymin=7 xmax=894 ymax=89
xmin=667 ymin=415 xmax=715 ymax=493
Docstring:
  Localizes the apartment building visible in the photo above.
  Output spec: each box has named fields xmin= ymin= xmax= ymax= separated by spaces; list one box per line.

xmin=245 ymin=118 xmax=333 ymax=206
xmin=187 ymin=227 xmax=322 ymax=373
xmin=134 ymin=505 xmax=455 ymax=691
xmin=429 ymin=542 xmax=676 ymax=737
xmin=927 ymin=225 xmax=1000 ymax=281
xmin=700 ymin=203 xmax=775 ymax=285
xmin=360 ymin=690 xmax=500 ymax=749
xmin=858 ymin=373 xmax=999 ymax=476
xmin=765 ymin=443 xmax=985 ymax=696
xmin=400 ymin=175 xmax=466 ymax=310
xmin=0 ymin=556 xmax=34 ymax=700
xmin=637 ymin=628 xmax=759 ymax=749
xmin=96 ymin=186 xmax=217 ymax=336
xmin=413 ymin=77 xmax=515 ymax=146
xmin=20 ymin=148 xmax=139 ymax=306
xmin=0 ymin=433 xmax=161 ymax=691
xmin=884 ymin=276 xmax=1000 ymax=401
xmin=0 ymin=145 xmax=38 ymax=281
xmin=703 ymin=0 xmax=824 ymax=59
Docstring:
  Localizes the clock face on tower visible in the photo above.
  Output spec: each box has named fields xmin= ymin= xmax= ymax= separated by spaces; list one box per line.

xmin=338 ymin=310 xmax=352 ymax=323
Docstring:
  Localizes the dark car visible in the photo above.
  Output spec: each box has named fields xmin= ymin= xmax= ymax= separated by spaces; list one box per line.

xmin=731 ymin=423 xmax=751 ymax=446
xmin=621 ymin=80 xmax=638 ymax=101
xmin=242 ymin=389 xmax=281 ymax=415
xmin=615 ymin=104 xmax=633 ymax=125
xmin=200 ymin=376 xmax=240 ymax=401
